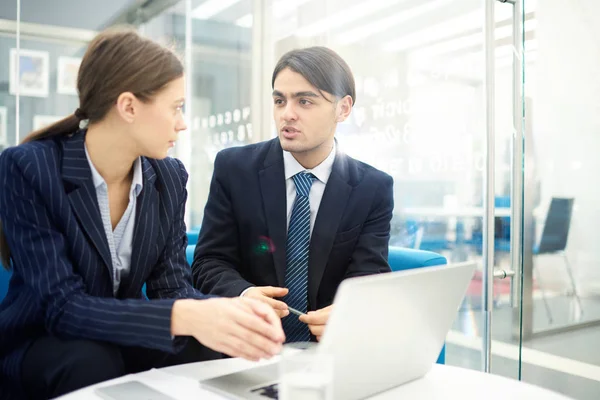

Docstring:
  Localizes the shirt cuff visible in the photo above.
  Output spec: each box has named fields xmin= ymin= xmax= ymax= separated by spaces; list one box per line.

xmin=240 ymin=287 xmax=254 ymax=297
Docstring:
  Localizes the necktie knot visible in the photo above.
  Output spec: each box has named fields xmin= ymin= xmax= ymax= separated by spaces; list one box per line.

xmin=292 ymin=172 xmax=315 ymax=198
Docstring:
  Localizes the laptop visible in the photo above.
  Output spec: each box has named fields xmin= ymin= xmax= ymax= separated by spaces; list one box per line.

xmin=201 ymin=261 xmax=477 ymax=400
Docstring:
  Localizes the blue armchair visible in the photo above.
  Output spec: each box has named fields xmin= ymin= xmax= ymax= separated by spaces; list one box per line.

xmin=388 ymin=246 xmax=448 ymax=364
xmin=388 ymin=246 xmax=447 ymax=270
xmin=186 ymin=244 xmax=195 ymax=265
xmin=186 ymin=235 xmax=447 ymax=365
xmin=0 ymin=265 xmax=10 ymax=302
xmin=187 ymin=229 xmax=200 ymax=247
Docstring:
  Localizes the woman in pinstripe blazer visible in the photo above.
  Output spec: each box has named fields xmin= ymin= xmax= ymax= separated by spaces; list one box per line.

xmin=0 ymin=28 xmax=284 ymax=400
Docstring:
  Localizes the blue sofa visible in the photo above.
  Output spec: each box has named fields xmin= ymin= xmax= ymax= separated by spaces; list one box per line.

xmin=0 ymin=236 xmax=447 ymax=365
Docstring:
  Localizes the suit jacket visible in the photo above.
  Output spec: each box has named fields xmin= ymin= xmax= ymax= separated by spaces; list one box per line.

xmin=0 ymin=131 xmax=206 ymax=398
xmin=192 ymin=138 xmax=393 ymax=311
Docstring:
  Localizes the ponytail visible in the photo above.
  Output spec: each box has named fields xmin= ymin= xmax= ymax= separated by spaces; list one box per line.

xmin=22 ymin=112 xmax=83 ymax=144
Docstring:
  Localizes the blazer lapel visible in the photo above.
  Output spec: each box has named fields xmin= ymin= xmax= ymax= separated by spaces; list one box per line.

xmin=259 ymin=140 xmax=287 ymax=287
xmin=121 ymin=158 xmax=159 ymax=297
xmin=61 ymin=131 xmax=113 ymax=274
xmin=308 ymin=151 xmax=352 ymax=309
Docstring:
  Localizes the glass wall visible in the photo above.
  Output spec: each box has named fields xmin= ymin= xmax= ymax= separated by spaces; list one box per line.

xmin=139 ymin=1 xmax=254 ymax=229
xmin=519 ymin=0 xmax=600 ymax=398
xmin=0 ymin=0 xmax=254 ymax=229
xmin=0 ymin=0 xmax=110 ymax=146
xmin=0 ymin=5 xmax=16 ymax=151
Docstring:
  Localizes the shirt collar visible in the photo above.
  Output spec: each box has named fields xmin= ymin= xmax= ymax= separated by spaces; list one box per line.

xmin=84 ymin=144 xmax=143 ymax=197
xmin=283 ymin=141 xmax=336 ymax=184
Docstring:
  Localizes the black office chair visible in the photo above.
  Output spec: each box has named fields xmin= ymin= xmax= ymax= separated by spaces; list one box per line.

xmin=534 ymin=197 xmax=581 ymax=322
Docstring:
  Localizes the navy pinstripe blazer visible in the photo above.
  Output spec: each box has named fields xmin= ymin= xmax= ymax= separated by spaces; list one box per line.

xmin=0 ymin=131 xmax=207 ymax=397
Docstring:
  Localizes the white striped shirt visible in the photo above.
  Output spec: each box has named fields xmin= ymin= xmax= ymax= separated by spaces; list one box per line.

xmin=84 ymin=145 xmax=143 ymax=295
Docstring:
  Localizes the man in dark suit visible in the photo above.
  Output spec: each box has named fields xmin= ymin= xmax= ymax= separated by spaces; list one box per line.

xmin=193 ymin=46 xmax=393 ymax=342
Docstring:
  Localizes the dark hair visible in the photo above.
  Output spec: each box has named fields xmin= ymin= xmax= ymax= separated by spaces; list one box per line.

xmin=0 ymin=26 xmax=184 ymax=270
xmin=272 ymin=46 xmax=356 ymax=105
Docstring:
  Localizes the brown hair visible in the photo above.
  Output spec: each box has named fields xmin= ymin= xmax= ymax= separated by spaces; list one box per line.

xmin=0 ymin=26 xmax=183 ymax=269
xmin=272 ymin=46 xmax=356 ymax=105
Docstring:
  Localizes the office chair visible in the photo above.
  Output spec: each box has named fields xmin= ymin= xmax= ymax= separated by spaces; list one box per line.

xmin=534 ymin=197 xmax=581 ymax=322
xmin=399 ymin=220 xmax=424 ymax=250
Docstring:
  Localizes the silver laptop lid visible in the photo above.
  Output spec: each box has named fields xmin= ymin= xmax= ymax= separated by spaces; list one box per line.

xmin=317 ymin=261 xmax=476 ymax=400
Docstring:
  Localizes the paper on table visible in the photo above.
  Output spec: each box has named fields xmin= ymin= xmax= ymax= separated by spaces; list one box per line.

xmin=129 ymin=369 xmax=225 ymax=399
xmin=60 ymin=368 xmax=225 ymax=400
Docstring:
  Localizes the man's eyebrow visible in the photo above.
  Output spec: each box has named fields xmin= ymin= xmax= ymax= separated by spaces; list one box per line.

xmin=272 ymin=90 xmax=320 ymax=98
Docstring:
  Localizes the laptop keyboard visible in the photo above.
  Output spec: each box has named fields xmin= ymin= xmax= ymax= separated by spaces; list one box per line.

xmin=250 ymin=383 xmax=279 ymax=399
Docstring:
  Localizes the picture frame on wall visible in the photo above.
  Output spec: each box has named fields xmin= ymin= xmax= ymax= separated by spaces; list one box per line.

xmin=0 ymin=107 xmax=7 ymax=146
xmin=57 ymin=56 xmax=81 ymax=95
xmin=9 ymin=48 xmax=50 ymax=98
xmin=33 ymin=115 xmax=62 ymax=131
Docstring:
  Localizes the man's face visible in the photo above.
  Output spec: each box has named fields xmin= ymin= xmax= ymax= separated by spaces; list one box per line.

xmin=272 ymin=68 xmax=351 ymax=156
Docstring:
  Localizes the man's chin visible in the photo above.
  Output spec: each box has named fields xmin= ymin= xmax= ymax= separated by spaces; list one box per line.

xmin=279 ymin=137 xmax=304 ymax=152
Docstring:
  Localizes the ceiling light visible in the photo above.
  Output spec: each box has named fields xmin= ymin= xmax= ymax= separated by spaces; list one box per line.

xmin=295 ymin=0 xmax=406 ymax=38
xmin=337 ymin=0 xmax=454 ymax=45
xmin=192 ymin=0 xmax=242 ymax=20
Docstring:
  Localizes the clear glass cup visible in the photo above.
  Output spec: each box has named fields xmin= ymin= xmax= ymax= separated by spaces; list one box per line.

xmin=278 ymin=342 xmax=333 ymax=400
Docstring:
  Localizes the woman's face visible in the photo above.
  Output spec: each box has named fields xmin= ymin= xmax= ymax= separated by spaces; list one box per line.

xmin=131 ymin=76 xmax=187 ymax=160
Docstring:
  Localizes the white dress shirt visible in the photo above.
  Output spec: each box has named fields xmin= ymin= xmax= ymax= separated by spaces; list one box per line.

xmin=283 ymin=141 xmax=336 ymax=236
xmin=241 ymin=142 xmax=336 ymax=296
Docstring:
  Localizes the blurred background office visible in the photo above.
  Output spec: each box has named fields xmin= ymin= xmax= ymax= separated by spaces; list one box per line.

xmin=1 ymin=0 xmax=599 ymax=399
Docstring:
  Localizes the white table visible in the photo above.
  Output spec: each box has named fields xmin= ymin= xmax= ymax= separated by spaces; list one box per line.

xmin=58 ymin=358 xmax=573 ymax=400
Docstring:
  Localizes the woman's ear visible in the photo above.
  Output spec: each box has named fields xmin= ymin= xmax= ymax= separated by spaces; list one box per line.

xmin=115 ymin=92 xmax=137 ymax=123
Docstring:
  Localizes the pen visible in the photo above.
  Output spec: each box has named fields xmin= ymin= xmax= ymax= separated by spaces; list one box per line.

xmin=288 ymin=306 xmax=306 ymax=316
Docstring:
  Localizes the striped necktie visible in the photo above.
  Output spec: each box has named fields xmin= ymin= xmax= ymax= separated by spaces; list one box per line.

xmin=282 ymin=172 xmax=315 ymax=342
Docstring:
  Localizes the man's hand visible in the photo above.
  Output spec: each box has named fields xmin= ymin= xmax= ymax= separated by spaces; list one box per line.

xmin=299 ymin=305 xmax=333 ymax=341
xmin=243 ymin=286 xmax=290 ymax=318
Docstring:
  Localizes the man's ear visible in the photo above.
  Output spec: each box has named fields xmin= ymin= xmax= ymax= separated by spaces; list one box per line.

xmin=115 ymin=92 xmax=137 ymax=123
xmin=336 ymin=95 xmax=353 ymax=123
